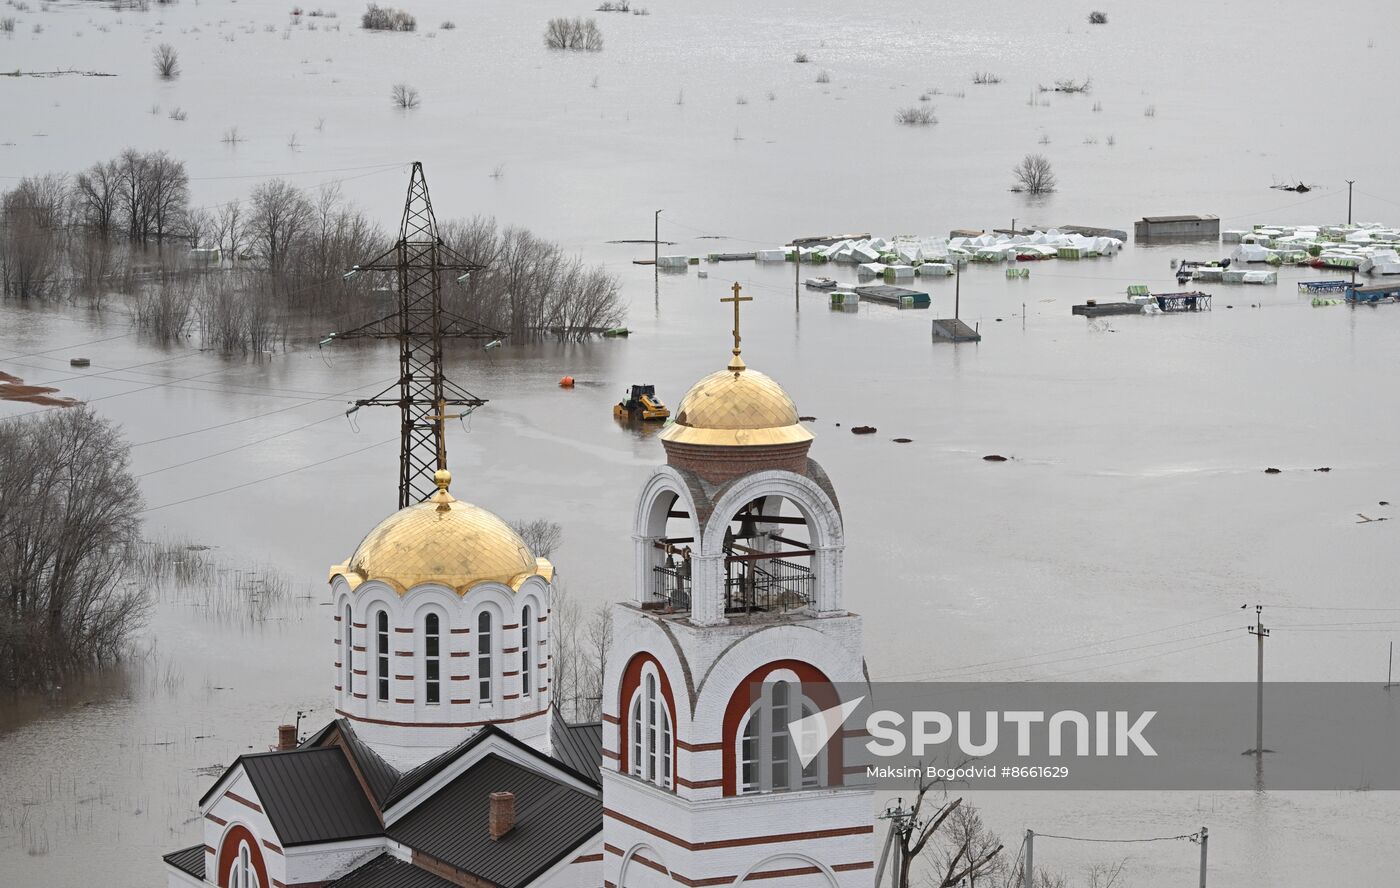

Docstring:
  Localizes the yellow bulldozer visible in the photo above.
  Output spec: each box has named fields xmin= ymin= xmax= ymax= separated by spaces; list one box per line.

xmin=613 ymin=384 xmax=670 ymax=421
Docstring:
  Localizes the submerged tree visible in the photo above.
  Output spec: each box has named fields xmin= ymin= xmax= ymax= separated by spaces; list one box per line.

xmin=1012 ymin=153 xmax=1057 ymax=194
xmin=153 ymin=42 xmax=180 ymax=79
xmin=0 ymin=406 xmax=147 ymax=687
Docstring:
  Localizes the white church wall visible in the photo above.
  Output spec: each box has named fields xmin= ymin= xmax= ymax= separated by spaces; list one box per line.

xmin=201 ymin=768 xmax=286 ymax=888
xmin=284 ymin=837 xmax=388 ymax=886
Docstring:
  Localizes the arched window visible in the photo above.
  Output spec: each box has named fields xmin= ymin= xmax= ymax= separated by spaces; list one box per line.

xmin=230 ymin=840 xmax=260 ymax=888
xmin=736 ymin=680 xmax=826 ymax=795
xmin=342 ymin=604 xmax=352 ymax=693
xmin=477 ymin=611 xmax=493 ymax=703
xmin=424 ymin=613 xmax=441 ymax=705
xmin=521 ymin=605 xmax=532 ymax=698
xmin=628 ymin=669 xmax=672 ymax=788
xmin=375 ymin=610 xmax=390 ymax=702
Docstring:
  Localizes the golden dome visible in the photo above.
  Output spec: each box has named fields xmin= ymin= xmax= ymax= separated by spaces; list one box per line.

xmin=328 ymin=470 xmax=552 ymax=595
xmin=661 ymin=361 xmax=814 ymax=447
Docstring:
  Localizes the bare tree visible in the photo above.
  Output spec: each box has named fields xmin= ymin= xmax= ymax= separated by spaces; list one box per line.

xmin=1012 ymin=153 xmax=1057 ymax=194
xmin=72 ymin=159 xmax=122 ymax=236
xmin=932 ymin=803 xmax=1006 ymax=888
xmin=890 ymin=772 xmax=1003 ymax=888
xmin=0 ymin=406 xmax=147 ymax=687
xmin=544 ymin=16 xmax=603 ymax=51
xmin=247 ymin=178 xmax=313 ymax=285
xmin=145 ymin=151 xmax=189 ymax=246
xmin=549 ymin=580 xmax=612 ymax=722
xmin=153 ymin=43 xmax=180 ymax=79
xmin=391 ymin=82 xmax=421 ymax=109
xmin=510 ymin=519 xmax=563 ymax=559
xmin=0 ymin=174 xmax=69 ymax=300
xmin=216 ymin=198 xmax=245 ymax=262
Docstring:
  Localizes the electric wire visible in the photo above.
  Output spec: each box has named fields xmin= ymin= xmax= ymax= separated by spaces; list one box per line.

xmin=1035 ymin=831 xmax=1200 ymax=844
xmin=139 ymin=436 xmax=396 ymax=514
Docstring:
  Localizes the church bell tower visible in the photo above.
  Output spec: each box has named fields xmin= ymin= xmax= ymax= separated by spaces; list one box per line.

xmin=601 ymin=285 xmax=874 ymax=887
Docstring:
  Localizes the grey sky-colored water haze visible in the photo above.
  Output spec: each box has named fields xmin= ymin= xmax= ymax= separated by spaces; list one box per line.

xmin=3 ymin=0 xmax=1400 ymax=886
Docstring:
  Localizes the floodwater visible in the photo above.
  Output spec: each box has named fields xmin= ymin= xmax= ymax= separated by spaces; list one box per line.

xmin=4 ymin=0 xmax=1400 ymax=885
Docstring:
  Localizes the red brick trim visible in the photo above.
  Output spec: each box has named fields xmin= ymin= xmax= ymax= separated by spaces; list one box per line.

xmin=572 ymin=853 xmax=603 ymax=864
xmin=353 ymin=692 xmax=368 ymax=699
xmin=503 ymin=693 xmax=520 ymax=701
xmin=394 ymin=650 xmax=414 ymax=657
xmin=225 ymin=791 xmax=263 ymax=814
xmin=674 ymin=776 xmax=723 ymax=789
xmin=676 ymin=739 xmax=722 ymax=753
xmin=450 ymin=675 xmax=471 ymax=681
xmin=601 ymin=748 xmax=620 ymax=760
xmin=602 ymin=712 xmax=620 ymax=724
xmin=205 ymin=813 xmax=228 ymax=827
xmin=203 ymin=844 xmax=217 ymax=856
xmin=262 ymin=838 xmax=283 ymax=856
xmin=450 ymin=628 xmax=471 ymax=635
xmin=352 ymin=622 xmax=367 ymax=628
xmin=450 ymin=651 xmax=470 ymax=658
xmin=335 ymin=706 xmax=548 ymax=729
xmin=450 ymin=698 xmax=472 ymax=705
xmin=395 ymin=698 xmax=415 ymax=704
xmin=503 ymin=623 xmax=519 ymax=630
xmin=353 ymin=669 xmax=367 ymax=676
xmin=603 ymin=807 xmax=871 ymax=852
xmin=394 ymin=627 xmax=413 ymax=633
xmin=394 ymin=674 xmax=414 ymax=680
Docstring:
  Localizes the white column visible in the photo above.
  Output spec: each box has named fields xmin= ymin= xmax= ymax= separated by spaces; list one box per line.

xmin=690 ymin=554 xmax=728 ymax=626
xmin=633 ymin=533 xmax=658 ymax=605
xmin=813 ymin=545 xmax=844 ymax=615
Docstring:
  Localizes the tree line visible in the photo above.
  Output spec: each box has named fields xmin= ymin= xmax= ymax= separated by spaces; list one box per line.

xmin=0 ymin=151 xmax=625 ymax=347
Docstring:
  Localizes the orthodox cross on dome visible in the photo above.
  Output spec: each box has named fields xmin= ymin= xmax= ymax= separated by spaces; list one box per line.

xmin=721 ymin=282 xmax=751 ymax=375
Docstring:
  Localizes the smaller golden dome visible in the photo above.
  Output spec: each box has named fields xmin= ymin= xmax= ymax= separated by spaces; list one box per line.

xmin=329 ymin=474 xmax=551 ymax=595
xmin=661 ymin=363 xmax=813 ymax=447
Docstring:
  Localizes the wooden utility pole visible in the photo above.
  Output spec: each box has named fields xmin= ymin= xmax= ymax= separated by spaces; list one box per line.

xmin=1386 ymin=641 xmax=1395 ymax=689
xmin=1023 ymin=829 xmax=1034 ymax=888
xmin=1345 ymin=180 xmax=1355 ymax=225
xmin=1198 ymin=826 xmax=1209 ymax=888
xmin=1246 ymin=605 xmax=1270 ymax=755
xmin=654 ymin=209 xmax=662 ymax=267
xmin=954 ymin=261 xmax=962 ymax=320
xmin=793 ymin=239 xmax=801 ymax=312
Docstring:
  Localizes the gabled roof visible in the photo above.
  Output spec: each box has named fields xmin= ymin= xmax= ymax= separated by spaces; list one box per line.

xmin=386 ymin=753 xmax=602 ymax=888
xmin=550 ymin=717 xmax=602 ymax=780
xmin=329 ymin=718 xmax=400 ymax=806
xmin=326 ymin=854 xmax=458 ymax=888
xmin=162 ymin=845 xmax=205 ymax=881
xmin=202 ymin=746 xmax=382 ymax=846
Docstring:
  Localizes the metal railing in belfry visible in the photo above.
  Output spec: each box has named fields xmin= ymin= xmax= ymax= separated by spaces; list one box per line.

xmin=725 ymin=557 xmax=813 ymax=614
xmin=652 ymin=564 xmax=691 ymax=611
xmin=651 ymin=557 xmax=813 ymax=615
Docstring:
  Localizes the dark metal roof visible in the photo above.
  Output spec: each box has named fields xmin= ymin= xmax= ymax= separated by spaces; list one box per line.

xmin=163 ymin=845 xmax=205 ymax=880
xmin=387 ymin=754 xmax=601 ymax=888
xmin=240 ymin=747 xmax=383 ymax=846
xmin=550 ymin=718 xmax=602 ymax=784
xmin=335 ymin=719 xmax=401 ymax=805
xmin=327 ymin=854 xmax=459 ymax=888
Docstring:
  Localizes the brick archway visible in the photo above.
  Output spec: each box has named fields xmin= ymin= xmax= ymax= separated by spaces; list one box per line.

xmin=217 ymin=824 xmax=269 ymax=888
xmin=721 ymin=659 xmax=841 ymax=796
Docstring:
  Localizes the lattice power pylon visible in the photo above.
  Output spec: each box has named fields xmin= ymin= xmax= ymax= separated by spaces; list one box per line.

xmin=326 ymin=162 xmax=504 ymax=508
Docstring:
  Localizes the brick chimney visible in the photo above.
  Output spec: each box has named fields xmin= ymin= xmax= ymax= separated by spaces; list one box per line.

xmin=276 ymin=724 xmax=297 ymax=751
xmin=488 ymin=792 xmax=515 ymax=840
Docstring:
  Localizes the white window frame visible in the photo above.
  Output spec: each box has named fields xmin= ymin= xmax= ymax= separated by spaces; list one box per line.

xmin=521 ymin=605 xmax=532 ymax=698
xmin=374 ymin=609 xmax=390 ymax=703
xmin=628 ymin=664 xmax=672 ymax=789
xmin=735 ymin=677 xmax=827 ymax=795
xmin=423 ymin=611 xmax=441 ymax=705
xmin=477 ymin=610 xmax=494 ymax=704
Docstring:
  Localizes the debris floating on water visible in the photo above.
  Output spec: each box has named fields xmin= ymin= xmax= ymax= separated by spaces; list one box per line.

xmin=851 ymin=426 xmax=877 ymax=435
xmin=983 ymin=454 xmax=1008 ymax=462
xmin=892 ymin=437 xmax=913 ymax=443
xmin=1264 ymin=467 xmax=1282 ymax=474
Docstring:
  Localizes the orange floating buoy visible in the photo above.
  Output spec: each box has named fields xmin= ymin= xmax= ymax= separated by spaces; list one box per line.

xmin=559 ymin=376 xmax=575 ymax=388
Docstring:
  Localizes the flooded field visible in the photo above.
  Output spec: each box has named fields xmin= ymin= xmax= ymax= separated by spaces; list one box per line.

xmin=3 ymin=1 xmax=1400 ymax=885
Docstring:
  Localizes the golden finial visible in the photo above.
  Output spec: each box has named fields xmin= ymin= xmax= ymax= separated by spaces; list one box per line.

xmin=721 ymin=282 xmax=752 ymax=376
xmin=432 ymin=468 xmax=453 ymax=511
